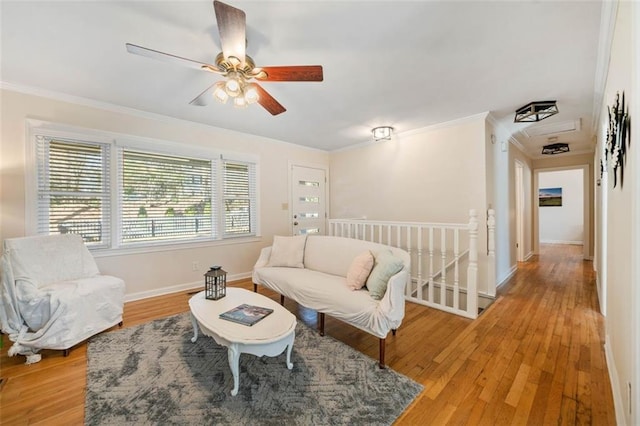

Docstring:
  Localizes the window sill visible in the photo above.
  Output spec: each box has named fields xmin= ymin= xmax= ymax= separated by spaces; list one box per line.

xmin=91 ymin=235 xmax=262 ymax=258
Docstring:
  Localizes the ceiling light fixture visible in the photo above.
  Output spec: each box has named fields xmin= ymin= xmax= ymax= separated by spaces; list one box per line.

xmin=541 ymin=142 xmax=569 ymax=155
xmin=208 ymin=56 xmax=264 ymax=108
xmin=514 ymin=100 xmax=559 ymax=123
xmin=372 ymin=126 xmax=394 ymax=141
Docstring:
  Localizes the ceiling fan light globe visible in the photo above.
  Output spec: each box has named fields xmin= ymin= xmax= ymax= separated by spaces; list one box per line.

xmin=234 ymin=96 xmax=248 ymax=109
xmin=245 ymin=86 xmax=259 ymax=104
xmin=213 ymin=83 xmax=229 ymax=104
xmin=225 ymin=74 xmax=241 ymax=97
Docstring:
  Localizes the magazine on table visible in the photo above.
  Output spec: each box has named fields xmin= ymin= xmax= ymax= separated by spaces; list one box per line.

xmin=219 ymin=304 xmax=274 ymax=326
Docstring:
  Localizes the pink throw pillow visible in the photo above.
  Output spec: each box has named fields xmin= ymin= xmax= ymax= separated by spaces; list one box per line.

xmin=346 ymin=251 xmax=374 ymax=290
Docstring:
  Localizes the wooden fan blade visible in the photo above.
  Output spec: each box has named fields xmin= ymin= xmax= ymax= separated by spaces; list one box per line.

xmin=256 ymin=66 xmax=324 ymax=82
xmin=126 ymin=43 xmax=220 ymax=73
xmin=189 ymin=83 xmax=218 ymax=106
xmin=250 ymin=83 xmax=286 ymax=116
xmin=213 ymin=0 xmax=246 ymax=65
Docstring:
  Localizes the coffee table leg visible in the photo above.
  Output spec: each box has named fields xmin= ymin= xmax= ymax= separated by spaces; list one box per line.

xmin=228 ymin=344 xmax=240 ymax=396
xmin=190 ymin=313 xmax=199 ymax=343
xmin=285 ymin=331 xmax=294 ymax=370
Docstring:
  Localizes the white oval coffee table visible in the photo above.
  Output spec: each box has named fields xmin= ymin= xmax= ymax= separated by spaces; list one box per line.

xmin=189 ymin=287 xmax=296 ymax=396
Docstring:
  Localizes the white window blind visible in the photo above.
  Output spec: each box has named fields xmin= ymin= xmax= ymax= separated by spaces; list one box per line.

xmin=223 ymin=160 xmax=257 ymax=237
xmin=36 ymin=136 xmax=111 ymax=247
xmin=118 ymin=149 xmax=216 ymax=243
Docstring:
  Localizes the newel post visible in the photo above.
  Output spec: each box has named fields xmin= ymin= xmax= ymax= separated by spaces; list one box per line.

xmin=467 ymin=209 xmax=479 ymax=319
xmin=487 ymin=209 xmax=496 ymax=297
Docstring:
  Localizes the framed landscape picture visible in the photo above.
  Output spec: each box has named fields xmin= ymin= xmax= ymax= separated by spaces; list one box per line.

xmin=539 ymin=187 xmax=562 ymax=207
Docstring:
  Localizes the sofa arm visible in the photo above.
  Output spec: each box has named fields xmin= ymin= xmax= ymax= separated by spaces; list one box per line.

xmin=379 ymin=269 xmax=408 ymax=328
xmin=253 ymin=246 xmax=272 ymax=269
xmin=252 ymin=246 xmax=272 ymax=285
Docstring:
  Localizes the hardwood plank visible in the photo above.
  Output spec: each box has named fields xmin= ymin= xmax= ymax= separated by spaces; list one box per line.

xmin=0 ymin=244 xmax=616 ymax=425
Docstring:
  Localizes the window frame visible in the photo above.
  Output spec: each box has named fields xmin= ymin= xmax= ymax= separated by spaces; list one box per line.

xmin=26 ymin=120 xmax=261 ymax=255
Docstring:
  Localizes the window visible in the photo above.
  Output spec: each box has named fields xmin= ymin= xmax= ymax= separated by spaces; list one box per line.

xmin=119 ymin=149 xmax=215 ymax=243
xmin=223 ymin=160 xmax=257 ymax=236
xmin=31 ymin=123 xmax=259 ymax=250
xmin=36 ymin=136 xmax=111 ymax=247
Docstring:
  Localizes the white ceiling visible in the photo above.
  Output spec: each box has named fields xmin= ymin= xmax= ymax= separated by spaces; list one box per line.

xmin=1 ymin=1 xmax=603 ymax=155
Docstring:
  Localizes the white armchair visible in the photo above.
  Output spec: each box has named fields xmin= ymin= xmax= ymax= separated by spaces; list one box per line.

xmin=0 ymin=234 xmax=125 ymax=363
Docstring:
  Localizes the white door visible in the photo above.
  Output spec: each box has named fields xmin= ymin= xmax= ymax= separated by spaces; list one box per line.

xmin=290 ymin=165 xmax=326 ymax=235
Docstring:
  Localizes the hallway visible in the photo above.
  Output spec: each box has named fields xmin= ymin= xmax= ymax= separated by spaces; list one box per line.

xmin=396 ymin=243 xmax=615 ymax=424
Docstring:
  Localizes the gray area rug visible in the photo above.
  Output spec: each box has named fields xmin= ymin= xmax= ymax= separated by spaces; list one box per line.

xmin=85 ymin=313 xmax=423 ymax=425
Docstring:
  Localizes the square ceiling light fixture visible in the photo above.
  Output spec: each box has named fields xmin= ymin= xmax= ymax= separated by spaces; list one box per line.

xmin=514 ymin=100 xmax=559 ymax=123
xmin=372 ymin=126 xmax=394 ymax=141
xmin=541 ymin=142 xmax=569 ymax=155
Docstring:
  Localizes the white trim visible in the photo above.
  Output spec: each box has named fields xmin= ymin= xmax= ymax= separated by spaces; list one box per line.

xmin=591 ymin=0 xmax=619 ymax=135
xmin=539 ymin=240 xmax=584 ymax=245
xmin=25 ymin=119 xmax=261 ymax=250
xmin=496 ymin=265 xmax=517 ymax=289
xmin=533 ymin=164 xmax=591 ymax=260
xmin=605 ymin=335 xmax=628 ymax=426
xmin=122 ymin=272 xmax=251 ymax=303
xmin=331 ymin=111 xmax=490 ymax=153
xmin=92 ymin=236 xmax=261 ymax=258
xmin=524 ymin=251 xmax=534 ymax=261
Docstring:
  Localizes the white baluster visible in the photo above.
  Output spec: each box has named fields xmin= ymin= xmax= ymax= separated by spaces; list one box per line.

xmin=405 ymin=226 xmax=412 ymax=298
xmin=453 ymin=227 xmax=460 ymax=310
xmin=467 ymin=209 xmax=479 ymax=319
xmin=440 ymin=227 xmax=447 ymax=307
xmin=428 ymin=227 xmax=434 ymax=303
xmin=417 ymin=226 xmax=423 ymax=300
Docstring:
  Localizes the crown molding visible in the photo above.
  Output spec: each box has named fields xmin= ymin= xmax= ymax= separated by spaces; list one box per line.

xmin=591 ymin=0 xmax=619 ymax=135
xmin=0 ymin=80 xmax=329 ymax=154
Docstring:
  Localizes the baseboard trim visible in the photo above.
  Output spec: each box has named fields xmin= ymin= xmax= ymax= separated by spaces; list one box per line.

xmin=604 ymin=335 xmax=628 ymax=426
xmin=540 ymin=240 xmax=583 ymax=245
xmin=496 ymin=265 xmax=517 ymax=289
xmin=123 ymin=272 xmax=252 ymax=302
xmin=524 ymin=251 xmax=534 ymax=261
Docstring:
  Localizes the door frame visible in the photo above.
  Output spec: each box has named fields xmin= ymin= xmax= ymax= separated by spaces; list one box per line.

xmin=288 ymin=161 xmax=330 ymax=235
xmin=515 ymin=160 xmax=525 ymax=262
xmin=533 ymin=164 xmax=590 ymax=260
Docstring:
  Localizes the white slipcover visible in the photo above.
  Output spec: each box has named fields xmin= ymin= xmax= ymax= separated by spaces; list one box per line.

xmin=252 ymin=235 xmax=410 ymax=338
xmin=0 ymin=234 xmax=125 ymax=363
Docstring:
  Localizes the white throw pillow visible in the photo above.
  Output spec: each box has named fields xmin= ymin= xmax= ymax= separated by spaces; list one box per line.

xmin=346 ymin=250 xmax=374 ymax=290
xmin=268 ymin=235 xmax=307 ymax=268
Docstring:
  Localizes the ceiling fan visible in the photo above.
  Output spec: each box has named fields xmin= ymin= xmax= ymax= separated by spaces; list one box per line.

xmin=126 ymin=0 xmax=323 ymax=116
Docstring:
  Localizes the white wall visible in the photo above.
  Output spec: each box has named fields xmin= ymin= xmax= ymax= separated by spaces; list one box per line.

xmin=538 ymin=169 xmax=584 ymax=244
xmin=594 ymin=1 xmax=638 ymax=423
xmin=0 ymin=88 xmax=329 ymax=299
xmin=329 ymin=114 xmax=493 ymax=295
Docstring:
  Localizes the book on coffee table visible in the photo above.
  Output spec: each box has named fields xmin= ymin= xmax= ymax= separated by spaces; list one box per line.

xmin=219 ymin=304 xmax=274 ymax=326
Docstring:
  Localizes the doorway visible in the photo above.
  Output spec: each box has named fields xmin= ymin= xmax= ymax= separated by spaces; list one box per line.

xmin=289 ymin=164 xmax=327 ymax=235
xmin=534 ymin=165 xmax=590 ymax=260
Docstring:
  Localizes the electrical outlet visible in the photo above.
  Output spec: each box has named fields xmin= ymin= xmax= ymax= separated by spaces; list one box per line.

xmin=192 ymin=261 xmax=199 ymax=272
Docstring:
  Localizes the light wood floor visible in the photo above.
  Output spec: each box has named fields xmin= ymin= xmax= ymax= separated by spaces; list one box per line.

xmin=0 ymin=244 xmax=615 ymax=425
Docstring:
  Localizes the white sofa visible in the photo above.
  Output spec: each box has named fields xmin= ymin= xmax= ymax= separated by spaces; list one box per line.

xmin=252 ymin=235 xmax=410 ymax=368
xmin=0 ymin=234 xmax=125 ymax=363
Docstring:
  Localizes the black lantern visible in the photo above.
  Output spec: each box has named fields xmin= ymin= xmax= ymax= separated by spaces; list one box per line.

xmin=205 ymin=266 xmax=226 ymax=300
